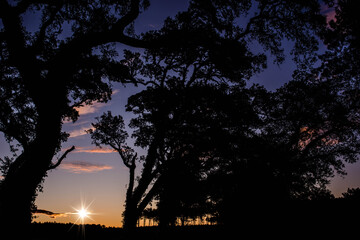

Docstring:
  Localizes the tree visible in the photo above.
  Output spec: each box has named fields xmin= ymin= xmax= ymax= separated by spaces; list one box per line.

xmin=288 ymin=0 xmax=360 ymax=199
xmin=258 ymin=79 xmax=360 ymax=199
xmin=342 ymin=188 xmax=360 ymax=200
xmin=126 ymin=79 xmax=264 ymax=228
xmin=0 ymin=1 xmax=148 ymax=234
xmin=0 ymin=0 xmax=328 ymax=235
xmin=87 ymin=111 xmax=142 ymax=231
xmin=203 ymin=80 xmax=360 ymax=225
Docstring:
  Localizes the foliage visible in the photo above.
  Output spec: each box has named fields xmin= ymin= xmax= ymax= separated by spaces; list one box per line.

xmin=342 ymin=188 xmax=360 ymax=200
xmin=255 ymin=79 xmax=360 ymax=199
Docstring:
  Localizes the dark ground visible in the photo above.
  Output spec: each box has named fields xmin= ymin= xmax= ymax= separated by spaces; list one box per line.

xmin=29 ymin=200 xmax=360 ymax=240
xmin=31 ymin=223 xmax=232 ymax=240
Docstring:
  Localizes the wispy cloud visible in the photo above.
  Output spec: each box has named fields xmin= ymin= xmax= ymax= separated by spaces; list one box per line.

xmin=74 ymin=146 xmax=116 ymax=154
xmin=112 ymin=89 xmax=120 ymax=95
xmin=75 ymin=102 xmax=108 ymax=116
xmin=146 ymin=23 xmax=160 ymax=29
xmin=69 ymin=126 xmax=94 ymax=138
xmin=60 ymin=161 xmax=113 ymax=173
xmin=33 ymin=209 xmax=68 ymax=218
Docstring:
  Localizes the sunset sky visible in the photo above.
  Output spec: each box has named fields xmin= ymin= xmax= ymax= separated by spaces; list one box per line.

xmin=0 ymin=0 xmax=359 ymax=228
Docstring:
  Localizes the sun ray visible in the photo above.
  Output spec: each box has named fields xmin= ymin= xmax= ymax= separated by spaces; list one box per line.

xmin=70 ymin=197 xmax=96 ymax=225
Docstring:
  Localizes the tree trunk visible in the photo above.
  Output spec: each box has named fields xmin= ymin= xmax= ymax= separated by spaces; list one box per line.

xmin=0 ymin=162 xmax=35 ymax=237
xmin=0 ymin=147 xmax=50 ymax=237
xmin=0 ymin=113 xmax=62 ymax=237
xmin=122 ymin=159 xmax=139 ymax=231
xmin=123 ymin=202 xmax=139 ymax=231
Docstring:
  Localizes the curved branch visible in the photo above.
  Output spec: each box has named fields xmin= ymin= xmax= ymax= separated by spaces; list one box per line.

xmin=48 ymin=145 xmax=75 ymax=170
xmin=33 ymin=4 xmax=63 ymax=52
xmin=112 ymin=0 xmax=140 ymax=32
xmin=137 ymin=177 xmax=162 ymax=214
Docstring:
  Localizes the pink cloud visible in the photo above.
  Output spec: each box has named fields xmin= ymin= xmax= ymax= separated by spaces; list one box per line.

xmin=112 ymin=89 xmax=120 ymax=95
xmin=74 ymin=146 xmax=116 ymax=154
xmin=75 ymin=102 xmax=108 ymax=115
xmin=33 ymin=209 xmax=68 ymax=218
xmin=60 ymin=161 xmax=113 ymax=173
xmin=69 ymin=126 xmax=94 ymax=138
xmin=321 ymin=3 xmax=337 ymax=23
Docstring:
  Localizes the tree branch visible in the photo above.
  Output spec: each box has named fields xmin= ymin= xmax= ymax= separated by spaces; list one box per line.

xmin=137 ymin=177 xmax=162 ymax=213
xmin=33 ymin=4 xmax=63 ymax=52
xmin=14 ymin=0 xmax=51 ymax=15
xmin=119 ymin=150 xmax=137 ymax=169
xmin=112 ymin=0 xmax=140 ymax=32
xmin=48 ymin=145 xmax=75 ymax=170
xmin=300 ymin=128 xmax=337 ymax=157
xmin=237 ymin=4 xmax=266 ymax=39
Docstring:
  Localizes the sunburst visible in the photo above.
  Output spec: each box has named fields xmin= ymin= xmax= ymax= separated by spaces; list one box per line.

xmin=72 ymin=200 xmax=95 ymax=224
xmin=67 ymin=197 xmax=96 ymax=239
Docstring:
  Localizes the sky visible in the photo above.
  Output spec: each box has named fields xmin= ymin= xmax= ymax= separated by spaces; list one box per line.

xmin=0 ymin=0 xmax=359 ymax=228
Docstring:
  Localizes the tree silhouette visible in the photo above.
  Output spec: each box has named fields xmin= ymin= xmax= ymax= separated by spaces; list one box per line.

xmin=260 ymin=79 xmax=359 ymax=197
xmin=342 ymin=188 xmax=360 ymax=200
xmin=202 ymin=75 xmax=360 ymax=224
xmin=126 ymin=78 xmax=265 ymax=228
xmin=0 ymin=1 xmax=150 ymax=234
xmin=87 ymin=111 xmax=146 ymax=231
xmin=0 ymin=0 xmax=329 ymax=235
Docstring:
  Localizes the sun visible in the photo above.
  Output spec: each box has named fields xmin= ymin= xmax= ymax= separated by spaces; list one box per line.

xmin=71 ymin=198 xmax=95 ymax=225
xmin=73 ymin=206 xmax=94 ymax=225
xmin=77 ymin=208 xmax=90 ymax=220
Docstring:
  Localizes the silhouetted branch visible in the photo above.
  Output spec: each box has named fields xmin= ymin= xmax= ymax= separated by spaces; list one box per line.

xmin=48 ymin=145 xmax=75 ymax=170
xmin=119 ymin=150 xmax=137 ymax=169
xmin=237 ymin=2 xmax=282 ymax=39
xmin=33 ymin=4 xmax=63 ymax=51
xmin=139 ymin=80 xmax=160 ymax=87
xmin=14 ymin=0 xmax=53 ymax=14
xmin=112 ymin=0 xmax=140 ymax=32
xmin=237 ymin=4 xmax=266 ymax=39
xmin=137 ymin=177 xmax=162 ymax=213
xmin=300 ymin=128 xmax=337 ymax=156
xmin=54 ymin=0 xmax=148 ymax=63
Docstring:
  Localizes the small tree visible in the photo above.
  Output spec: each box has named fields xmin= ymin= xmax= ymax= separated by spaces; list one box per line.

xmin=87 ymin=111 xmax=142 ymax=231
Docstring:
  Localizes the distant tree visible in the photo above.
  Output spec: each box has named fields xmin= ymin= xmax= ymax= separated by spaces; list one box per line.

xmin=286 ymin=0 xmax=360 ymax=198
xmin=205 ymin=76 xmax=359 ymax=224
xmin=87 ymin=111 xmax=150 ymax=231
xmin=342 ymin=188 xmax=360 ymax=200
xmin=255 ymin=79 xmax=360 ymax=200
